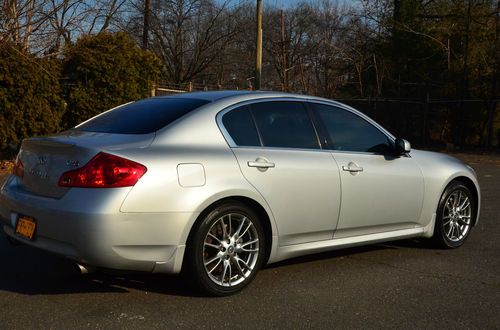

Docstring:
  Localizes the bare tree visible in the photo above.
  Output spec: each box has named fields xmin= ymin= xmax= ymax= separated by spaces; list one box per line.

xmin=42 ymin=0 xmax=128 ymax=53
xmin=148 ymin=0 xmax=243 ymax=84
xmin=263 ymin=3 xmax=317 ymax=92
xmin=0 ymin=0 xmax=54 ymax=51
xmin=0 ymin=0 xmax=128 ymax=54
xmin=308 ymin=0 xmax=349 ymax=97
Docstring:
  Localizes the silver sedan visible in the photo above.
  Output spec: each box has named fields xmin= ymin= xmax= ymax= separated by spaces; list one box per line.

xmin=0 ymin=91 xmax=480 ymax=295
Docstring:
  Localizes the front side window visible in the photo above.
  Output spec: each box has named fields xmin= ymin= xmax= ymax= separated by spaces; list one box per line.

xmin=250 ymin=101 xmax=320 ymax=149
xmin=311 ymin=103 xmax=393 ymax=154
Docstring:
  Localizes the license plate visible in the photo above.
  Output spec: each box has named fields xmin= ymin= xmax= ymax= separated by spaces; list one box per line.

xmin=15 ymin=216 xmax=36 ymax=240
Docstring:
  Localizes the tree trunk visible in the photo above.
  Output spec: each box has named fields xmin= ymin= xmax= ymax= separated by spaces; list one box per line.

xmin=142 ymin=0 xmax=151 ymax=50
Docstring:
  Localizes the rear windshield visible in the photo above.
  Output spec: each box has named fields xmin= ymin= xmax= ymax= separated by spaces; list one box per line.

xmin=75 ymin=97 xmax=210 ymax=134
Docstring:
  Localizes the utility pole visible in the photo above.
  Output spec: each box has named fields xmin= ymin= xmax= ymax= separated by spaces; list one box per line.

xmin=142 ymin=0 xmax=151 ymax=50
xmin=255 ymin=0 xmax=263 ymax=90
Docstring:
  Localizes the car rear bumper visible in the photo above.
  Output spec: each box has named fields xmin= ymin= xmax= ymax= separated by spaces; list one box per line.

xmin=0 ymin=175 xmax=195 ymax=274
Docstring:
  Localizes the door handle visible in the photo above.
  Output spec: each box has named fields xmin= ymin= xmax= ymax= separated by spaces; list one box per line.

xmin=248 ymin=161 xmax=275 ymax=168
xmin=342 ymin=162 xmax=363 ymax=173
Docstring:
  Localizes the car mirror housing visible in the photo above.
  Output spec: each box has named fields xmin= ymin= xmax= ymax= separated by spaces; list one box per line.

xmin=395 ymin=138 xmax=411 ymax=155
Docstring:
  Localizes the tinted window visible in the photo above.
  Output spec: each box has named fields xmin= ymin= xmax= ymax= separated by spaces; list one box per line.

xmin=250 ymin=101 xmax=320 ymax=149
xmin=312 ymin=103 xmax=393 ymax=153
xmin=76 ymin=98 xmax=209 ymax=134
xmin=222 ymin=106 xmax=260 ymax=146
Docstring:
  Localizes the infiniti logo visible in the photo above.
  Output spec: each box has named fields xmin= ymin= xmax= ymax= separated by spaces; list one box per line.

xmin=29 ymin=155 xmax=49 ymax=179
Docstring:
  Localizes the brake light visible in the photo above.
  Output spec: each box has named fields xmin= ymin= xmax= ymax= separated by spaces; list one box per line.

xmin=13 ymin=157 xmax=24 ymax=178
xmin=58 ymin=152 xmax=147 ymax=188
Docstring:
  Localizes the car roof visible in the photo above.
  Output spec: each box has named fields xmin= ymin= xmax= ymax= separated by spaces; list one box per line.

xmin=152 ymin=90 xmax=396 ymax=141
xmin=159 ymin=90 xmax=293 ymax=102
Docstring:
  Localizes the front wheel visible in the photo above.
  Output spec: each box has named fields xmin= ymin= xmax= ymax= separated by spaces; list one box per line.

xmin=433 ymin=181 xmax=475 ymax=248
xmin=187 ymin=202 xmax=266 ymax=296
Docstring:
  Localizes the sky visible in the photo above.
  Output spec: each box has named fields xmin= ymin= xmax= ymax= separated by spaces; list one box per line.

xmin=268 ymin=0 xmax=309 ymax=6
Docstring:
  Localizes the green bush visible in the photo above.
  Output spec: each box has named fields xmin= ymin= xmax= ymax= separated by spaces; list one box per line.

xmin=0 ymin=44 xmax=65 ymax=148
xmin=63 ymin=32 xmax=161 ymax=128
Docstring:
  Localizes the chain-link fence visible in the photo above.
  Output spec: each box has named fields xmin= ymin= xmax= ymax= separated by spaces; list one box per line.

xmin=153 ymin=82 xmax=244 ymax=96
xmin=339 ymin=99 xmax=500 ymax=150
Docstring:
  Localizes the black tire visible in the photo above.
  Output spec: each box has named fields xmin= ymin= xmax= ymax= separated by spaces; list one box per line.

xmin=186 ymin=201 xmax=266 ymax=296
xmin=433 ymin=181 xmax=475 ymax=249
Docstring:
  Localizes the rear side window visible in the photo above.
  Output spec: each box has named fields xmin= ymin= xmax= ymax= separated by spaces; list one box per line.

xmin=76 ymin=98 xmax=210 ymax=134
xmin=311 ymin=103 xmax=393 ymax=154
xmin=250 ymin=101 xmax=320 ymax=149
xmin=221 ymin=106 xmax=260 ymax=146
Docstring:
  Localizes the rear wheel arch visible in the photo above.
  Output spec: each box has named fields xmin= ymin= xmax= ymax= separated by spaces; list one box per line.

xmin=182 ymin=196 xmax=274 ymax=295
xmin=184 ymin=196 xmax=274 ymax=268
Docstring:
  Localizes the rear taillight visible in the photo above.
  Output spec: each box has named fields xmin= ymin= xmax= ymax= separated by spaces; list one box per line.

xmin=58 ymin=152 xmax=147 ymax=188
xmin=13 ymin=157 xmax=24 ymax=178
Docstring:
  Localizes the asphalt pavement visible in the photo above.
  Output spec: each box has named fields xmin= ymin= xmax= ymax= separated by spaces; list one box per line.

xmin=0 ymin=158 xmax=499 ymax=329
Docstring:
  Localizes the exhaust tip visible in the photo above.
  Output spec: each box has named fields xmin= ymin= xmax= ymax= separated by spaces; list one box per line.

xmin=73 ymin=263 xmax=95 ymax=275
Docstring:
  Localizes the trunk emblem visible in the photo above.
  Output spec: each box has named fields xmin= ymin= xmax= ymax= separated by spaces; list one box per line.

xmin=28 ymin=156 xmax=50 ymax=179
xmin=29 ymin=169 xmax=49 ymax=179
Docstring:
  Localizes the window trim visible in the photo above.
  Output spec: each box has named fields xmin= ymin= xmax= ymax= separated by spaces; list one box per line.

xmin=247 ymin=105 xmax=264 ymax=147
xmin=216 ymin=97 xmax=396 ymax=155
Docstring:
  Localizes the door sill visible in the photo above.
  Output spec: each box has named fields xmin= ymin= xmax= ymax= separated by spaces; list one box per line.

xmin=270 ymin=227 xmax=424 ymax=264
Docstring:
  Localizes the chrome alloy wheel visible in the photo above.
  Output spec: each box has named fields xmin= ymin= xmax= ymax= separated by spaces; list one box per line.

xmin=442 ymin=190 xmax=472 ymax=242
xmin=203 ymin=213 xmax=260 ymax=287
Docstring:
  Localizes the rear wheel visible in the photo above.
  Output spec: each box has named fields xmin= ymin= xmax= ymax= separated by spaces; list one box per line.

xmin=187 ymin=202 xmax=266 ymax=296
xmin=433 ymin=181 xmax=474 ymax=248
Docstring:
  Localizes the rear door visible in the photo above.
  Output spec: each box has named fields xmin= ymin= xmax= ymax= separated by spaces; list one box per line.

xmin=220 ymin=100 xmax=341 ymax=246
xmin=309 ymin=102 xmax=424 ymax=238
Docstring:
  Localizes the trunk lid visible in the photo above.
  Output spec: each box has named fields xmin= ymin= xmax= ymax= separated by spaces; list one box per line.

xmin=16 ymin=130 xmax=154 ymax=198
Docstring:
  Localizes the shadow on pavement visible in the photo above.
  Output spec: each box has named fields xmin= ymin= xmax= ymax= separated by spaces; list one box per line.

xmin=0 ymin=236 xmax=201 ymax=297
xmin=0 ymin=234 xmax=435 ymax=297
xmin=266 ymin=237 xmax=435 ymax=269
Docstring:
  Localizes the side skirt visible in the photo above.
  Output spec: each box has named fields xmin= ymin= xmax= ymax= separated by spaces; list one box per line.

xmin=268 ymin=227 xmax=425 ymax=264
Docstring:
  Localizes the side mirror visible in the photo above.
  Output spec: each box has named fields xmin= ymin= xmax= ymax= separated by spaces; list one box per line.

xmin=395 ymin=138 xmax=411 ymax=156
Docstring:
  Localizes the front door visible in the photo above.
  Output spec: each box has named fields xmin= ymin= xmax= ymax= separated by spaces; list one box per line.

xmin=332 ymin=153 xmax=424 ymax=237
xmin=309 ymin=102 xmax=424 ymax=237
